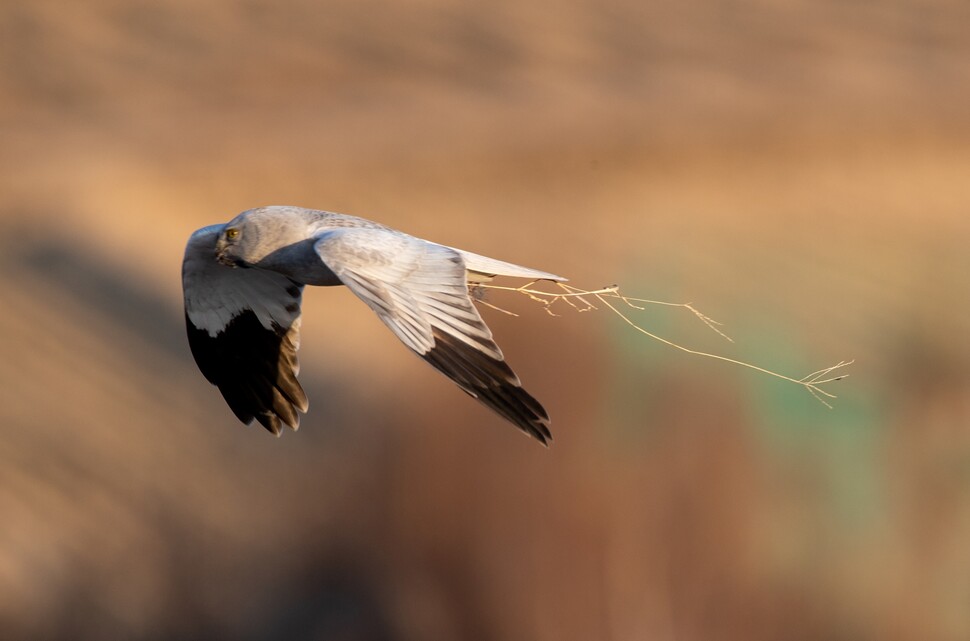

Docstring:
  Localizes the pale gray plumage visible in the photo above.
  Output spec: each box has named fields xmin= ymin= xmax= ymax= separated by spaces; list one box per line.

xmin=182 ymin=206 xmax=565 ymax=444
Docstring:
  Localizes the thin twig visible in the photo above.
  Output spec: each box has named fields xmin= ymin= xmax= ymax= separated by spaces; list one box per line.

xmin=475 ymin=281 xmax=852 ymax=408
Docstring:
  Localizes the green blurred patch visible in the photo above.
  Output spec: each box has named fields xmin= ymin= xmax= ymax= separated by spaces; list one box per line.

xmin=741 ymin=325 xmax=888 ymax=530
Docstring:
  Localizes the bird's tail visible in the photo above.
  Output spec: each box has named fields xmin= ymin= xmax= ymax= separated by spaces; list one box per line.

xmin=451 ymin=248 xmax=567 ymax=283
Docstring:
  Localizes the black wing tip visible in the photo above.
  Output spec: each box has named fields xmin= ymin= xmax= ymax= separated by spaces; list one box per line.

xmin=529 ymin=424 xmax=553 ymax=447
xmin=252 ymin=412 xmax=301 ymax=437
xmin=186 ymin=311 xmax=307 ymax=438
xmin=218 ymin=379 xmax=305 ymax=437
xmin=475 ymin=384 xmax=552 ymax=446
xmin=425 ymin=330 xmax=554 ymax=446
xmin=495 ymin=394 xmax=553 ymax=446
xmin=254 ymin=413 xmax=282 ymax=436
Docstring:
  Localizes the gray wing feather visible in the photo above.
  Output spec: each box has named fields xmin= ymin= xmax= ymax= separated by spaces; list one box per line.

xmin=313 ymin=227 xmax=552 ymax=443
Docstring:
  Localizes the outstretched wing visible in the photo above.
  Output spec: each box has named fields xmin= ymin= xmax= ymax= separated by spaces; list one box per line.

xmin=182 ymin=225 xmax=308 ymax=435
xmin=314 ymin=227 xmax=553 ymax=444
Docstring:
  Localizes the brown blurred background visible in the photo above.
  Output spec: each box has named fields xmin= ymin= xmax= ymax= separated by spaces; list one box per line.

xmin=1 ymin=1 xmax=969 ymax=639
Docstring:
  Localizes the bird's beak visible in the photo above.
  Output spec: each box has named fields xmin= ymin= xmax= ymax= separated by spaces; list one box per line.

xmin=214 ymin=238 xmax=239 ymax=267
xmin=215 ymin=249 xmax=235 ymax=267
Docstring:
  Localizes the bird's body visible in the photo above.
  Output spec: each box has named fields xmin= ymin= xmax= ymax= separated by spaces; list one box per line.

xmin=182 ymin=206 xmax=564 ymax=444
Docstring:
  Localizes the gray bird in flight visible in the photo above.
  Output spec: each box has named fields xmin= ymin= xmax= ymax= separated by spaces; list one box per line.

xmin=182 ymin=206 xmax=565 ymax=444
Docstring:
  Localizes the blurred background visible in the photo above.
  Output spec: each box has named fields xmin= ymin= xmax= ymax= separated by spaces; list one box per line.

xmin=1 ymin=1 xmax=969 ymax=639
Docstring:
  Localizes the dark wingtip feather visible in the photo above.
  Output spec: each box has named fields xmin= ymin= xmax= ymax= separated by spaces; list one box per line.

xmin=423 ymin=328 xmax=553 ymax=445
xmin=254 ymin=412 xmax=283 ymax=436
xmin=185 ymin=311 xmax=307 ymax=437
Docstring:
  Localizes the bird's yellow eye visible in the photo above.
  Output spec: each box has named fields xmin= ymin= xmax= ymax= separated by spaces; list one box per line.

xmin=225 ymin=228 xmax=240 ymax=240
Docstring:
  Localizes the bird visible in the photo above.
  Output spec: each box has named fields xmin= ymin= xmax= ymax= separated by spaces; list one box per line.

xmin=181 ymin=206 xmax=565 ymax=445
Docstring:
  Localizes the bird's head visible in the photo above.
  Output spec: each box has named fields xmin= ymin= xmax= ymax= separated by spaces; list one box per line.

xmin=215 ymin=207 xmax=306 ymax=268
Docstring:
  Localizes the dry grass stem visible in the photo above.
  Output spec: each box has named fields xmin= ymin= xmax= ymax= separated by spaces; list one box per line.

xmin=476 ymin=280 xmax=853 ymax=408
